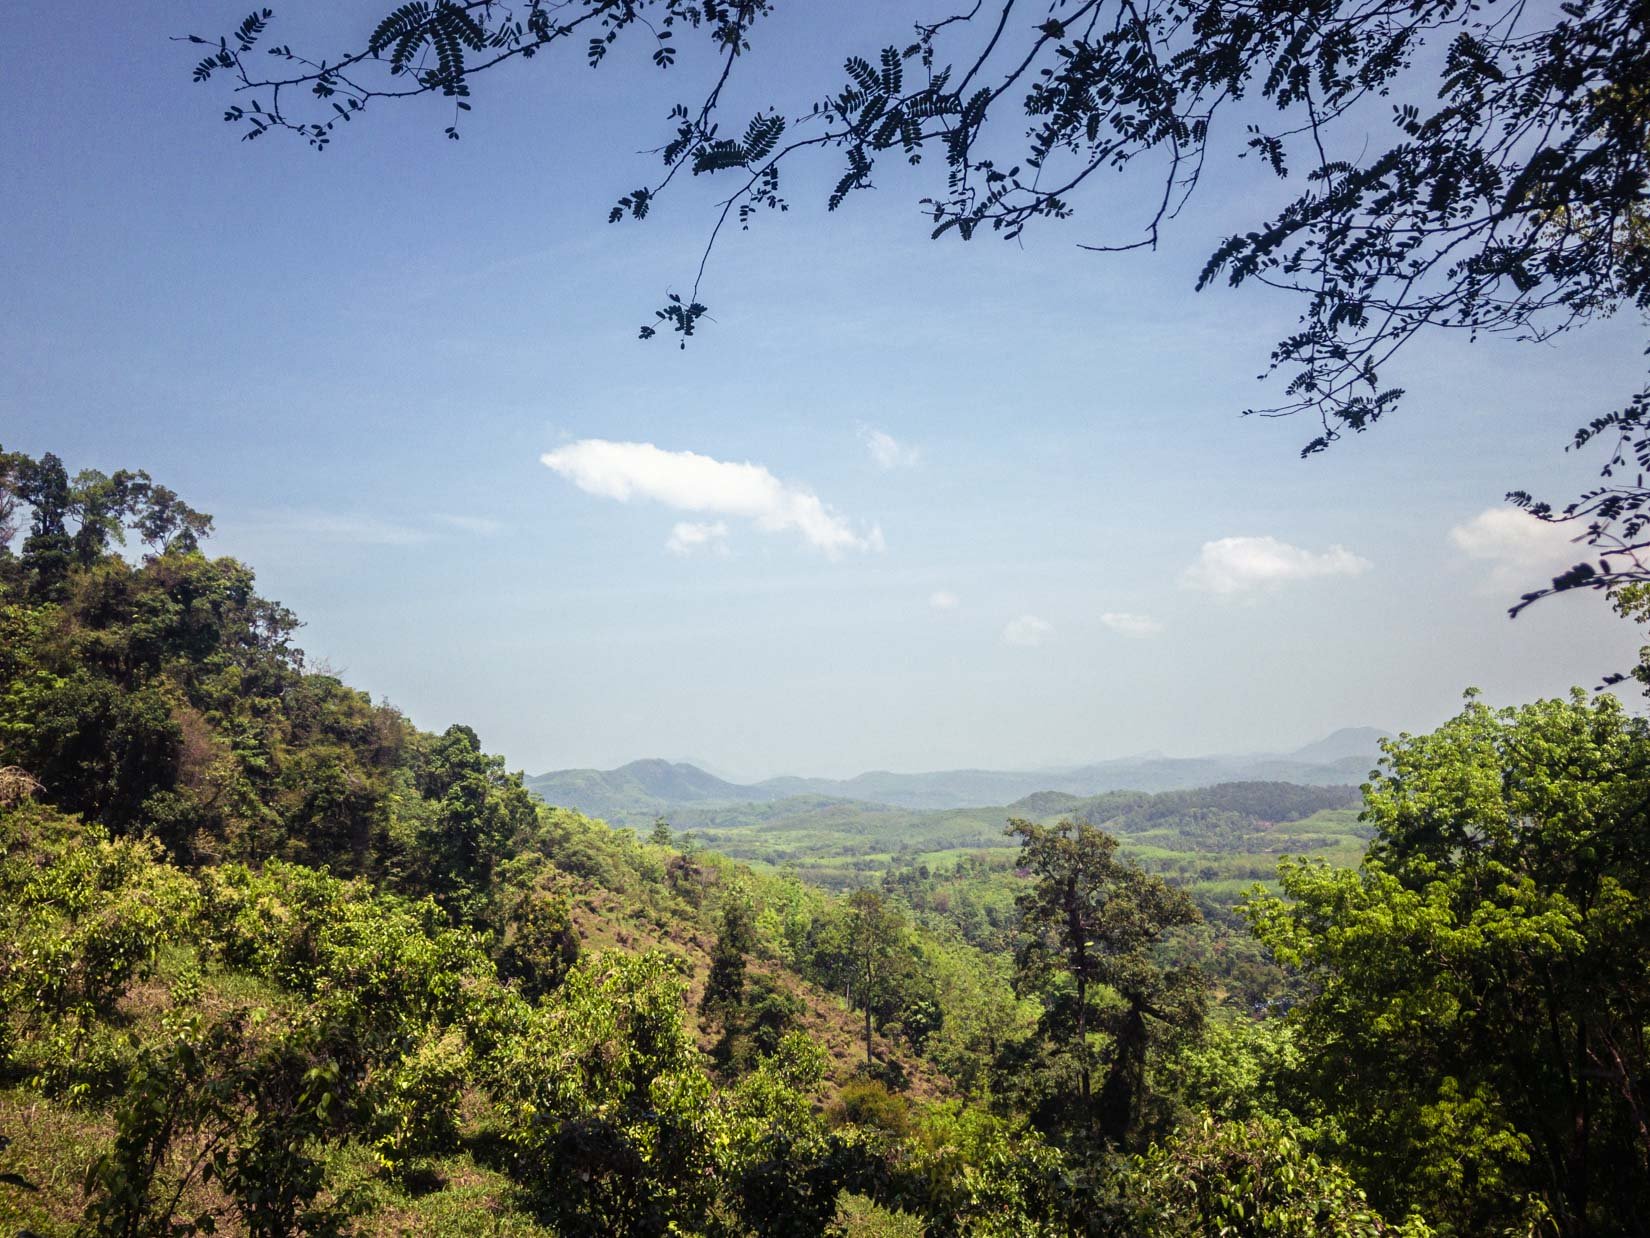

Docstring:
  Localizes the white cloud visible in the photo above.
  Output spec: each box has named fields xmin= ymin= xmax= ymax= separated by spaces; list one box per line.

xmin=541 ymin=439 xmax=882 ymax=557
xmin=1002 ymin=614 xmax=1055 ymax=647
xmin=1181 ymin=536 xmax=1372 ymax=594
xmin=1449 ymin=507 xmax=1585 ymax=589
xmin=666 ymin=520 xmax=730 ymax=556
xmin=858 ymin=424 xmax=920 ymax=470
xmin=929 ymin=590 xmax=960 ymax=611
xmin=1100 ymin=611 xmax=1162 ymax=638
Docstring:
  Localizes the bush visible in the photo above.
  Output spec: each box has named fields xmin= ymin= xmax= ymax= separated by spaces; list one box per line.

xmin=488 ymin=951 xmax=721 ymax=1236
xmin=1124 ymin=1115 xmax=1434 ymax=1237
xmin=372 ymin=1026 xmax=471 ymax=1170
xmin=830 ymin=1192 xmax=927 ymax=1237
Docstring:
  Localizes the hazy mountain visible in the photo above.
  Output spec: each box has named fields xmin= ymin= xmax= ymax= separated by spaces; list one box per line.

xmin=1288 ymin=726 xmax=1392 ymax=765
xmin=527 ymin=728 xmax=1389 ymax=821
xmin=525 ymin=759 xmax=786 ymax=823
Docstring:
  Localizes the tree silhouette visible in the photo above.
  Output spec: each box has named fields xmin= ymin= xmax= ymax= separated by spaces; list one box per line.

xmin=182 ymin=0 xmax=1650 ymax=604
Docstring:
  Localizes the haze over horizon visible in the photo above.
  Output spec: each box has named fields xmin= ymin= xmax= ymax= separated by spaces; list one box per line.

xmin=4 ymin=1 xmax=1641 ymax=781
xmin=556 ymin=724 xmax=1393 ymax=786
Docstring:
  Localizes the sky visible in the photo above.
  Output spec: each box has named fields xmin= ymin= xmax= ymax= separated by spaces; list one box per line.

xmin=3 ymin=1 xmax=1644 ymax=780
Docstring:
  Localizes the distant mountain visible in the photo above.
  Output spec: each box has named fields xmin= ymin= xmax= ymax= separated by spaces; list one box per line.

xmin=524 ymin=759 xmax=786 ymax=824
xmin=1288 ymin=727 xmax=1392 ymax=765
xmin=527 ymin=728 xmax=1390 ymax=822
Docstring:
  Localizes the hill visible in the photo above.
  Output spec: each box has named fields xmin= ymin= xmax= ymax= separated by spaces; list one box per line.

xmin=666 ymin=780 xmax=1367 ymax=894
xmin=528 ymin=734 xmax=1387 ymax=822
xmin=1287 ymin=726 xmax=1393 ymax=764
xmin=0 ymin=448 xmax=1039 ymax=1236
xmin=525 ymin=759 xmax=786 ymax=822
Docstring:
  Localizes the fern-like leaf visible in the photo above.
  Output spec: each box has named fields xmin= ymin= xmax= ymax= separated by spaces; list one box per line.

xmin=234 ymin=9 xmax=273 ymax=52
xmin=844 ymin=56 xmax=878 ymax=94
xmin=369 ymin=3 xmax=431 ymax=56
xmin=742 ymin=113 xmax=785 ymax=163
xmin=693 ymin=139 xmax=748 ymax=174
xmin=879 ymin=47 xmax=902 ymax=95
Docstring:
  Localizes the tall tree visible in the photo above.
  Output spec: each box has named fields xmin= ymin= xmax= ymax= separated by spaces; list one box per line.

xmin=1010 ymin=817 xmax=1203 ymax=1145
xmin=702 ymin=881 xmax=758 ymax=1018
xmin=184 ymin=0 xmax=1650 ymax=605
xmin=1246 ymin=690 xmax=1650 ymax=1235
xmin=844 ymin=886 xmax=904 ymax=1068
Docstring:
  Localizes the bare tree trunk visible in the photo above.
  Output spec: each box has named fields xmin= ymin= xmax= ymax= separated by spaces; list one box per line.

xmin=864 ymin=956 xmax=874 ymax=1066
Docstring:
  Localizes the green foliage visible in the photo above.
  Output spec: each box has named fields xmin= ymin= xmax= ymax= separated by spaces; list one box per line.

xmin=83 ymin=1008 xmax=339 ymax=1237
xmin=1 ymin=818 xmax=198 ymax=1024
xmin=702 ymin=881 xmax=758 ymax=1017
xmin=489 ymin=951 xmax=720 ymax=1235
xmin=830 ymin=1077 xmax=910 ymax=1137
xmin=1125 ymin=1115 xmax=1433 ymax=1237
xmin=1246 ymin=690 xmax=1650 ymax=1234
xmin=1009 ymin=818 xmax=1205 ymax=1147
xmin=717 ymin=1032 xmax=841 ymax=1236
xmin=1 ymin=450 xmax=1148 ymax=1237
xmin=841 ymin=888 xmax=908 ymax=1067
xmin=33 ymin=446 xmax=1650 ymax=1236
xmin=829 ymin=1192 xmax=926 ymax=1237
xmin=892 ymin=1104 xmax=1071 ymax=1237
xmin=497 ymin=886 xmax=580 ymax=999
xmin=1156 ymin=1016 xmax=1301 ymax=1125
xmin=1607 ymin=582 xmax=1650 ymax=692
xmin=0 ymin=809 xmax=199 ymax=1102
xmin=371 ymin=1025 xmax=470 ymax=1171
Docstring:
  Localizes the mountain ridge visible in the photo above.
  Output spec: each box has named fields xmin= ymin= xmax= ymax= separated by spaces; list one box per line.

xmin=525 ymin=729 xmax=1390 ymax=823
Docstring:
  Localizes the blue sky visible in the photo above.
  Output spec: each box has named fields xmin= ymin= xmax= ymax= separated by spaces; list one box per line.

xmin=3 ymin=1 xmax=1642 ymax=779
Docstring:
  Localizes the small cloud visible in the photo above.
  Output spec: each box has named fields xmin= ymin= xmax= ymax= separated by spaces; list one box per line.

xmin=858 ymin=424 xmax=920 ymax=470
xmin=1181 ymin=535 xmax=1371 ymax=595
xmin=541 ymin=439 xmax=881 ymax=557
xmin=666 ymin=520 xmax=730 ymax=557
xmin=436 ymin=514 xmax=508 ymax=536
xmin=1449 ymin=507 xmax=1583 ymax=589
xmin=929 ymin=590 xmax=960 ymax=611
xmin=1003 ymin=614 xmax=1055 ymax=647
xmin=1100 ymin=611 xmax=1162 ymax=638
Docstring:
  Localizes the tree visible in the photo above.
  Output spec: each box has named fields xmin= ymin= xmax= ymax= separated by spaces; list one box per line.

xmin=0 ymin=446 xmax=215 ymax=598
xmin=1010 ymin=817 xmax=1203 ymax=1146
xmin=490 ymin=951 xmax=723 ymax=1235
xmin=183 ymin=0 xmax=1650 ymax=606
xmin=499 ymin=885 xmax=580 ymax=999
xmin=412 ymin=722 xmax=537 ymax=920
xmin=1245 ymin=690 xmax=1650 ymax=1235
xmin=844 ymin=887 xmax=905 ymax=1068
xmin=701 ymin=881 xmax=758 ymax=1061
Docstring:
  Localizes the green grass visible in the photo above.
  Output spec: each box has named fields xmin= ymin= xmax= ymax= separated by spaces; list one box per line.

xmin=0 ymin=1085 xmax=113 ymax=1237
xmin=323 ymin=1139 xmax=553 ymax=1236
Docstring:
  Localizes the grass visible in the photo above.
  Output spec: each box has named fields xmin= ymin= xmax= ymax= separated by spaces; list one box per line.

xmin=0 ymin=1085 xmax=113 ymax=1237
xmin=323 ymin=1139 xmax=554 ymax=1236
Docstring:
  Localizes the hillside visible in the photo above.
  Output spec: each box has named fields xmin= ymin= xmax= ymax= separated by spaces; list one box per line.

xmin=7 ymin=449 xmax=1640 ymax=1236
xmin=0 ymin=452 xmax=1042 ymax=1236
